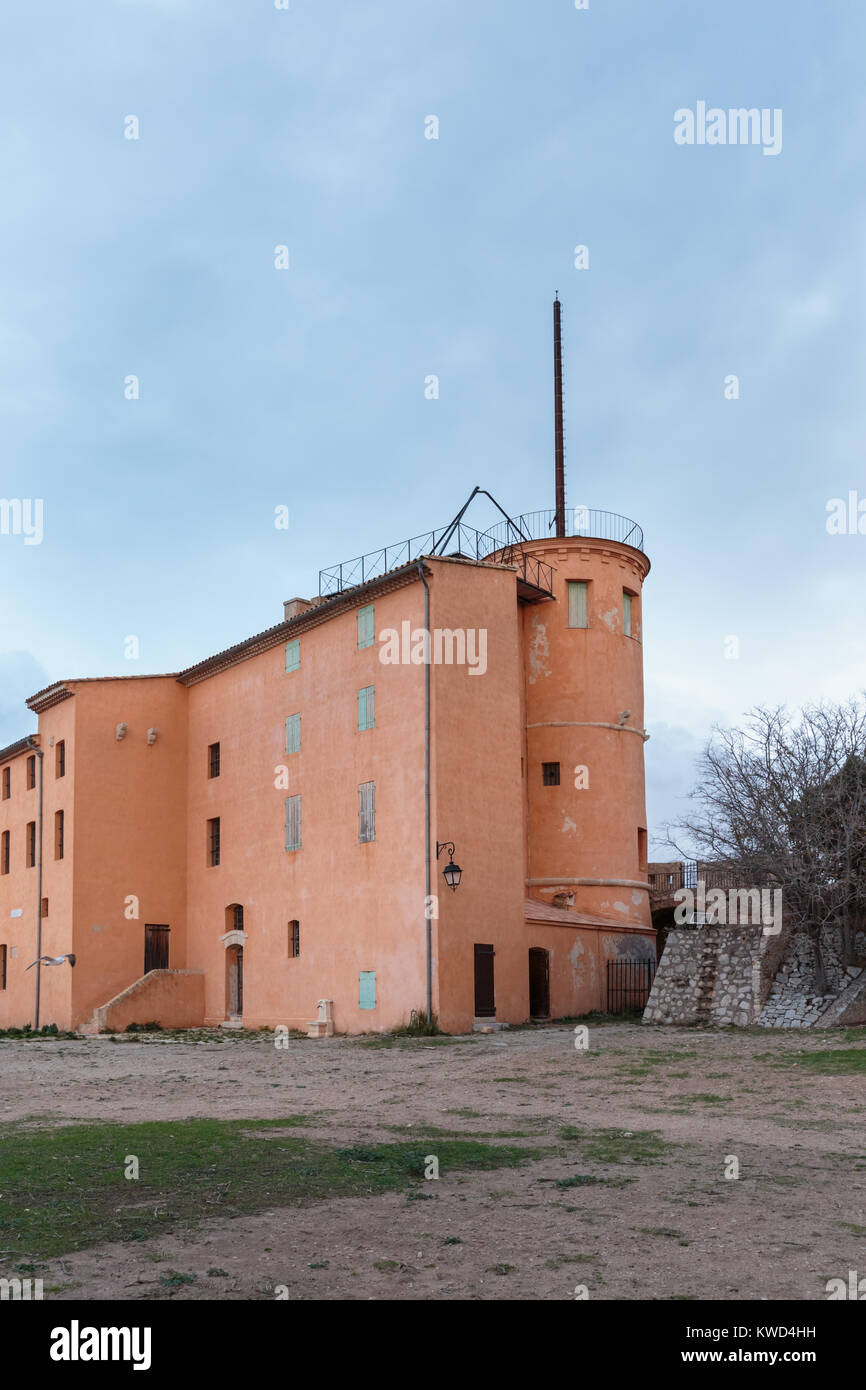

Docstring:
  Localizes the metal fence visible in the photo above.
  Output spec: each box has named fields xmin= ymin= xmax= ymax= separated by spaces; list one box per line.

xmin=648 ymin=861 xmax=771 ymax=899
xmin=478 ymin=508 xmax=645 ymax=557
xmin=319 ymin=520 xmax=554 ymax=598
xmin=319 ymin=506 xmax=645 ymax=596
xmin=319 ymin=522 xmax=484 ymax=596
xmin=606 ymin=958 xmax=655 ymax=1014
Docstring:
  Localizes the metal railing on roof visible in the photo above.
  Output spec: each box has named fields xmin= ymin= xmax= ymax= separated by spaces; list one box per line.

xmin=317 ymin=506 xmax=644 ymax=598
xmin=318 ymin=523 xmax=486 ymax=597
xmin=478 ymin=508 xmax=645 ymax=557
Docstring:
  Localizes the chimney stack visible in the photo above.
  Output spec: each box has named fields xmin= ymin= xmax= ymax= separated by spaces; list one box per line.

xmin=284 ymin=597 xmax=313 ymax=622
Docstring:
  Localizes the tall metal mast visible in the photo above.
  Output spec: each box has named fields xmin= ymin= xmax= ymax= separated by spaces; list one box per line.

xmin=553 ymin=294 xmax=566 ymax=537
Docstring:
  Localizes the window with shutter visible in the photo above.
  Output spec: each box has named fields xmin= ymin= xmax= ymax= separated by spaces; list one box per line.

xmin=357 ymin=686 xmax=375 ymax=731
xmin=623 ymin=591 xmax=632 ymax=637
xmin=285 ymin=713 xmax=301 ymax=755
xmin=285 ymin=795 xmax=302 ymax=851
xmin=285 ymin=639 xmax=300 ymax=672
xmin=357 ymin=605 xmax=375 ymax=650
xmin=567 ymin=580 xmax=588 ymax=628
xmin=358 ymin=781 xmax=375 ymax=842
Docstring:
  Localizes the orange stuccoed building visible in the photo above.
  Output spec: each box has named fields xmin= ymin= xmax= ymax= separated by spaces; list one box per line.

xmin=0 ymin=509 xmax=656 ymax=1036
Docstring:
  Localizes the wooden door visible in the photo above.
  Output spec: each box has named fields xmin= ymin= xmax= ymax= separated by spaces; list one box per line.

xmin=474 ymin=943 xmax=495 ymax=1017
xmin=529 ymin=947 xmax=550 ymax=1019
xmin=228 ymin=945 xmax=244 ymax=1016
xmin=144 ymin=924 xmax=170 ymax=973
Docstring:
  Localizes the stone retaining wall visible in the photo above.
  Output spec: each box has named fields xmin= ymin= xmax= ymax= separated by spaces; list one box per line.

xmin=642 ymin=926 xmax=764 ymax=1027
xmin=643 ymin=924 xmax=866 ymax=1030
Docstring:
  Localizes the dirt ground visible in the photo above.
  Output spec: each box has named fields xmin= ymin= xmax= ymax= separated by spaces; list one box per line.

xmin=3 ymin=1021 xmax=866 ymax=1301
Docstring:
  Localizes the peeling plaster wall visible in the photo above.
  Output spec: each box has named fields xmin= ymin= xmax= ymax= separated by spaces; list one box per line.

xmin=525 ymin=923 xmax=656 ymax=1017
xmin=520 ymin=535 xmax=652 ymax=932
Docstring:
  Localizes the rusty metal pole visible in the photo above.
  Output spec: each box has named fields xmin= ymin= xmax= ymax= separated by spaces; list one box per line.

xmin=553 ymin=295 xmax=566 ymax=537
xmin=26 ymin=737 xmax=44 ymax=1030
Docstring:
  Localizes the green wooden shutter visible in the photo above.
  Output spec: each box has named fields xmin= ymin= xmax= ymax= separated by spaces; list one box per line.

xmin=623 ymin=592 xmax=632 ymax=637
xmin=285 ymin=712 xmax=301 ymax=754
xmin=357 ymin=604 xmax=374 ymax=649
xmin=567 ymin=581 xmax=588 ymax=628
xmin=359 ymin=781 xmax=375 ymax=842
xmin=285 ymin=795 xmax=302 ymax=851
xmin=358 ymin=685 xmax=374 ymax=731
xmin=285 ymin=639 xmax=300 ymax=672
xmin=359 ymin=970 xmax=376 ymax=1009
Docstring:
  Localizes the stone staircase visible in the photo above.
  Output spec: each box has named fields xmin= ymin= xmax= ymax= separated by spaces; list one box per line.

xmin=694 ymin=937 xmax=720 ymax=1022
xmin=78 ymin=968 xmax=204 ymax=1034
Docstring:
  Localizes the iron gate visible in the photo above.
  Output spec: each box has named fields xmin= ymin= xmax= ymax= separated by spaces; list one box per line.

xmin=606 ymin=958 xmax=655 ymax=1014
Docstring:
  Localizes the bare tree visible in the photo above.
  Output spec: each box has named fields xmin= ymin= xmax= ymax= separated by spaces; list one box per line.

xmin=667 ymin=699 xmax=866 ymax=993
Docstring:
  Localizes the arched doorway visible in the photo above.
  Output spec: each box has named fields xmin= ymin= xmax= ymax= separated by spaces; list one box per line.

xmin=221 ymin=904 xmax=247 ymax=1021
xmin=226 ymin=944 xmax=243 ymax=1018
xmin=529 ymin=947 xmax=550 ymax=1020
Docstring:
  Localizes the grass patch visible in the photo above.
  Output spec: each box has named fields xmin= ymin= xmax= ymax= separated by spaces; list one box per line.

xmin=359 ymin=1034 xmax=477 ymax=1050
xmin=158 ymin=1270 xmax=196 ymax=1288
xmin=389 ymin=1010 xmax=442 ymax=1037
xmin=387 ymin=1124 xmax=542 ymax=1140
xmin=0 ymin=1118 xmax=542 ymax=1261
xmin=102 ymin=1028 xmax=270 ymax=1045
xmin=558 ymin=1125 xmax=680 ymax=1165
xmin=552 ymin=1174 xmax=634 ymax=1189
xmin=544 ymin=1254 xmax=599 ymax=1267
xmin=782 ymin=1048 xmax=866 ymax=1075
xmin=0 ymin=1024 xmax=80 ymax=1041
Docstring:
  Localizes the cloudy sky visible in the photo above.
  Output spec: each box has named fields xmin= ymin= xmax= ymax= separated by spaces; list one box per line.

xmin=1 ymin=0 xmax=864 ymax=852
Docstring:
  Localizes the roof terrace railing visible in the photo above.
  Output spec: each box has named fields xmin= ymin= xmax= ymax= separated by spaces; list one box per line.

xmin=317 ymin=506 xmax=644 ymax=597
xmin=318 ymin=522 xmax=489 ymax=597
xmin=478 ymin=508 xmax=645 ymax=557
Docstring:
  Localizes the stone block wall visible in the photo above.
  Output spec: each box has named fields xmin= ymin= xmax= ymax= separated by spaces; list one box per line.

xmin=757 ymin=929 xmax=866 ymax=1028
xmin=642 ymin=926 xmax=764 ymax=1027
xmin=643 ymin=923 xmax=866 ymax=1030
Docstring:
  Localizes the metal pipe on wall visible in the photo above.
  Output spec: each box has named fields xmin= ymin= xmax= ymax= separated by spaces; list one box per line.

xmin=25 ymin=737 xmax=44 ymax=1029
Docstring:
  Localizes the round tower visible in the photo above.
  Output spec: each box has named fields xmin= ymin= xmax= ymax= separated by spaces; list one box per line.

xmin=496 ymin=511 xmax=651 ymax=929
